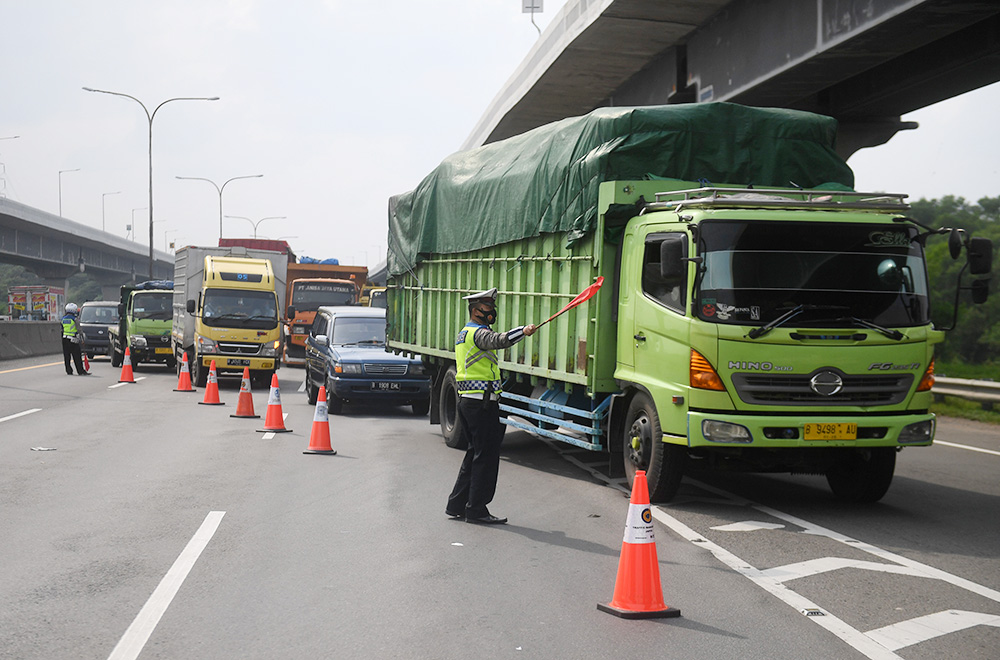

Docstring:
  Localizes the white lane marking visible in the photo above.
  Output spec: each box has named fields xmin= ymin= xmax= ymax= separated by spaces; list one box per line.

xmin=935 ymin=440 xmax=1000 ymax=457
xmin=108 ymin=377 xmax=146 ymax=389
xmin=650 ymin=507 xmax=905 ymax=660
xmin=297 ymin=379 xmax=306 ymax=393
xmin=761 ymin=557 xmax=926 ymax=583
xmin=260 ymin=414 xmax=289 ymax=440
xmin=711 ymin=521 xmax=785 ymax=532
xmin=0 ymin=408 xmax=42 ymax=424
xmin=107 ymin=511 xmax=225 ymax=660
xmin=866 ymin=610 xmax=1000 ymax=651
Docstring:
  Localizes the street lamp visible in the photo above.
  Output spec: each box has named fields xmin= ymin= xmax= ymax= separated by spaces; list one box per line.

xmin=102 ymin=190 xmax=121 ymax=231
xmin=177 ymin=174 xmax=263 ymax=240
xmin=83 ymin=86 xmax=219 ymax=278
xmin=225 ymin=215 xmax=286 ymax=239
xmin=58 ymin=168 xmax=80 ymax=216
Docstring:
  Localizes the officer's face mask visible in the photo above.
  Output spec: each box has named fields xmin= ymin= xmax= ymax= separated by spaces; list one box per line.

xmin=474 ymin=303 xmax=497 ymax=325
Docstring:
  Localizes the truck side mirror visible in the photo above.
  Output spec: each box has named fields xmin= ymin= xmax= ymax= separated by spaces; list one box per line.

xmin=117 ymin=303 xmax=125 ymax=316
xmin=948 ymin=228 xmax=963 ymax=260
xmin=968 ymin=237 xmax=993 ymax=275
xmin=186 ymin=299 xmax=195 ymax=314
xmin=287 ymin=306 xmax=296 ymax=319
xmin=971 ymin=279 xmax=990 ymax=304
xmin=659 ymin=235 xmax=686 ymax=281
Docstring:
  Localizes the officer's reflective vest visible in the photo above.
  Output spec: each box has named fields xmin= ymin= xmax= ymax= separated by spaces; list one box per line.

xmin=61 ymin=315 xmax=79 ymax=339
xmin=455 ymin=322 xmax=501 ymax=395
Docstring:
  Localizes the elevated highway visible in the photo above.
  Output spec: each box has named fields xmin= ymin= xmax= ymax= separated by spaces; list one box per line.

xmin=465 ymin=0 xmax=1000 ymax=158
xmin=0 ymin=196 xmax=173 ymax=297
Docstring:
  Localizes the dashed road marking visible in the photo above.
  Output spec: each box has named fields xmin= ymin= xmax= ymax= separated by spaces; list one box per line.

xmin=935 ymin=440 xmax=1000 ymax=457
xmin=108 ymin=377 xmax=146 ymax=389
xmin=0 ymin=408 xmax=42 ymax=424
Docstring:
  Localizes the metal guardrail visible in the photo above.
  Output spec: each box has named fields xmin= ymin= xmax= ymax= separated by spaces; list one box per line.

xmin=932 ymin=377 xmax=1000 ymax=411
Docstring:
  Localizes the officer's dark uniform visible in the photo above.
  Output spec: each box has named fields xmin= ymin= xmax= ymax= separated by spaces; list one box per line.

xmin=61 ymin=308 xmax=88 ymax=375
xmin=446 ymin=288 xmax=533 ymax=525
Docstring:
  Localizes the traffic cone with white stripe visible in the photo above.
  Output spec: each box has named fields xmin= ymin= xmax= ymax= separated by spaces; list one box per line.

xmin=303 ymin=385 xmax=336 ymax=455
xmin=118 ymin=347 xmax=136 ymax=383
xmin=597 ymin=470 xmax=680 ymax=619
xmin=198 ymin=360 xmax=224 ymax=406
xmin=257 ymin=373 xmax=291 ymax=433
xmin=174 ymin=352 xmax=196 ymax=392
xmin=230 ymin=367 xmax=260 ymax=418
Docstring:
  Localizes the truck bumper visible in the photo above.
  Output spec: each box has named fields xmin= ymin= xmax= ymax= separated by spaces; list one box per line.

xmin=199 ymin=355 xmax=277 ymax=375
xmin=684 ymin=411 xmax=935 ymax=448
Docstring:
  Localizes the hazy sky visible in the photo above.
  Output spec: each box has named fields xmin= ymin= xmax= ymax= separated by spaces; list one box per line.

xmin=2 ymin=1 xmax=997 ymax=271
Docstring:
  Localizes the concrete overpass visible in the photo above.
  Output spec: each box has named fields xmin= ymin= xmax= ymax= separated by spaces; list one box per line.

xmin=0 ymin=196 xmax=173 ymax=298
xmin=465 ymin=0 xmax=1000 ymax=158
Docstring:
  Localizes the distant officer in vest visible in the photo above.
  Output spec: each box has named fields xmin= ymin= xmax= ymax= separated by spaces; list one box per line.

xmin=446 ymin=288 xmax=537 ymax=524
xmin=61 ymin=303 xmax=89 ymax=375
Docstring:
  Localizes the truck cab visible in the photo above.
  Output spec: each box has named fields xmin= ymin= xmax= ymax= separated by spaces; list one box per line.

xmin=110 ymin=281 xmax=175 ymax=369
xmin=284 ymin=278 xmax=358 ymax=365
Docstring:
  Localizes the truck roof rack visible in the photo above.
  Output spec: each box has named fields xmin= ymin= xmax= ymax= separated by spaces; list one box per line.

xmin=646 ymin=187 xmax=910 ymax=213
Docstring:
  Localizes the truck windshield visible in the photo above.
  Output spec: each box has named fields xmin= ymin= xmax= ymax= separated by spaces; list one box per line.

xmin=80 ymin=306 xmax=118 ymax=324
xmin=696 ymin=221 xmax=929 ymax=328
xmin=131 ymin=292 xmax=173 ymax=320
xmin=202 ymin=289 xmax=278 ymax=329
xmin=331 ymin=317 xmax=385 ymax=345
xmin=292 ymin=283 xmax=355 ymax=310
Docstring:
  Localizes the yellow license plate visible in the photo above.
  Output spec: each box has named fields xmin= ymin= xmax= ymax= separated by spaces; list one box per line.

xmin=155 ymin=347 xmax=172 ymax=354
xmin=804 ymin=423 xmax=858 ymax=440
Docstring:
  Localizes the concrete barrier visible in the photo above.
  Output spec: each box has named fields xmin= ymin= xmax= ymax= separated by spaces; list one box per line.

xmin=0 ymin=321 xmax=62 ymax=360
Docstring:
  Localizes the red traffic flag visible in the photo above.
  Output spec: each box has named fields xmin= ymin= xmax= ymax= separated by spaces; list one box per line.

xmin=540 ymin=276 xmax=604 ymax=327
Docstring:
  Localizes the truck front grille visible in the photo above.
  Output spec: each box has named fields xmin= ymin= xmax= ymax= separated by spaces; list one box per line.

xmin=217 ymin=342 xmax=261 ymax=356
xmin=364 ymin=363 xmax=407 ymax=376
xmin=732 ymin=371 xmax=913 ymax=406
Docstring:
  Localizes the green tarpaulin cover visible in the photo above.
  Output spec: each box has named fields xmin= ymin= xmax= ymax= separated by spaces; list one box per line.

xmin=388 ymin=103 xmax=854 ymax=276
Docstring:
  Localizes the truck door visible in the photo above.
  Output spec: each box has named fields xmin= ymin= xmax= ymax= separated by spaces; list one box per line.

xmin=630 ymin=227 xmax=692 ymax=437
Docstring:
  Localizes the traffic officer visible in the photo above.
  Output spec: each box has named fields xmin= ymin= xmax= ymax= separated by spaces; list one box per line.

xmin=446 ymin=288 xmax=537 ymax=524
xmin=61 ymin=303 xmax=89 ymax=375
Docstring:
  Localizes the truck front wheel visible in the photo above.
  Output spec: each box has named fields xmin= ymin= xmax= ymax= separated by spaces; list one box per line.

xmin=623 ymin=392 xmax=686 ymax=503
xmin=192 ymin=353 xmax=208 ymax=388
xmin=439 ymin=366 xmax=467 ymax=450
xmin=826 ymin=448 xmax=896 ymax=503
xmin=111 ymin=344 xmax=123 ymax=368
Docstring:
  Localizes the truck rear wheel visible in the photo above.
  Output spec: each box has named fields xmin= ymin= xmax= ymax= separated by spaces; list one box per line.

xmin=826 ymin=448 xmax=896 ymax=503
xmin=440 ymin=366 xmax=467 ymax=449
xmin=623 ymin=392 xmax=686 ymax=503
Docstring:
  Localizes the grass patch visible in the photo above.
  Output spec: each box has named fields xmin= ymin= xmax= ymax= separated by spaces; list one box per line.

xmin=935 ymin=360 xmax=999 ymax=380
xmin=931 ymin=395 xmax=1000 ymax=425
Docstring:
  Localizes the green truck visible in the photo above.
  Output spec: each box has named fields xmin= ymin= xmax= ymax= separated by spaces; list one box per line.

xmin=386 ymin=103 xmax=993 ymax=503
xmin=109 ymin=280 xmax=176 ymax=370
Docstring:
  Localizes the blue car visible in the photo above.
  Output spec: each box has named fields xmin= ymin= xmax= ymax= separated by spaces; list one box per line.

xmin=304 ymin=306 xmax=430 ymax=415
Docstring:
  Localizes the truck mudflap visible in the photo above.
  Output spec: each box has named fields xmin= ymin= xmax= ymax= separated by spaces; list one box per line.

xmin=684 ymin=411 xmax=935 ymax=448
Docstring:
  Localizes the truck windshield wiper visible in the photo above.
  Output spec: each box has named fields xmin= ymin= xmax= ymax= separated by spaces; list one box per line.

xmin=840 ymin=317 xmax=905 ymax=341
xmin=747 ymin=304 xmax=849 ymax=340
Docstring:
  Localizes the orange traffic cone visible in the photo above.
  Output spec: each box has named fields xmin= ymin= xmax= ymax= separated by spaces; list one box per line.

xmin=173 ymin=352 xmax=196 ymax=392
xmin=118 ymin=347 xmax=136 ymax=383
xmin=597 ymin=470 xmax=680 ymax=619
xmin=303 ymin=385 xmax=337 ymax=455
xmin=83 ymin=353 xmax=90 ymax=373
xmin=198 ymin=360 xmax=224 ymax=406
xmin=230 ymin=367 xmax=260 ymax=418
xmin=257 ymin=373 xmax=292 ymax=433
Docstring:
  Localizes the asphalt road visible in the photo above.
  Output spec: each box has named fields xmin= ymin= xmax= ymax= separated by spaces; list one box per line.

xmin=1 ymin=354 xmax=997 ymax=660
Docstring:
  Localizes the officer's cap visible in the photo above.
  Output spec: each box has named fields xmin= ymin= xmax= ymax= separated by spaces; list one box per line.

xmin=462 ymin=287 xmax=497 ymax=304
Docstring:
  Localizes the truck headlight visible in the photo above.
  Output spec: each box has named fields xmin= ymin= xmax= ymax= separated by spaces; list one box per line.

xmin=262 ymin=340 xmax=280 ymax=357
xmin=334 ymin=362 xmax=362 ymax=374
xmin=197 ymin=336 xmax=218 ymax=354
xmin=702 ymin=420 xmax=752 ymax=443
xmin=898 ymin=419 xmax=935 ymax=444
xmin=130 ymin=335 xmax=147 ymax=348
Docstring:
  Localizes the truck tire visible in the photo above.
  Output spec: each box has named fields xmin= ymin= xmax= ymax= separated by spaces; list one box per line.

xmin=111 ymin=345 xmax=122 ymax=368
xmin=439 ymin=367 xmax=467 ymax=449
xmin=826 ymin=448 xmax=896 ymax=503
xmin=623 ymin=392 xmax=686 ymax=503
xmin=192 ymin=353 xmax=208 ymax=388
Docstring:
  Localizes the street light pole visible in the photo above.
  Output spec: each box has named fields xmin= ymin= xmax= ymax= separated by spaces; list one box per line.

xmin=176 ymin=174 xmax=263 ymax=240
xmin=58 ymin=168 xmax=80 ymax=216
xmin=225 ymin=215 xmax=286 ymax=239
xmin=83 ymin=87 xmax=219 ymax=278
xmin=101 ymin=190 xmax=121 ymax=232
xmin=131 ymin=207 xmax=146 ymax=242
